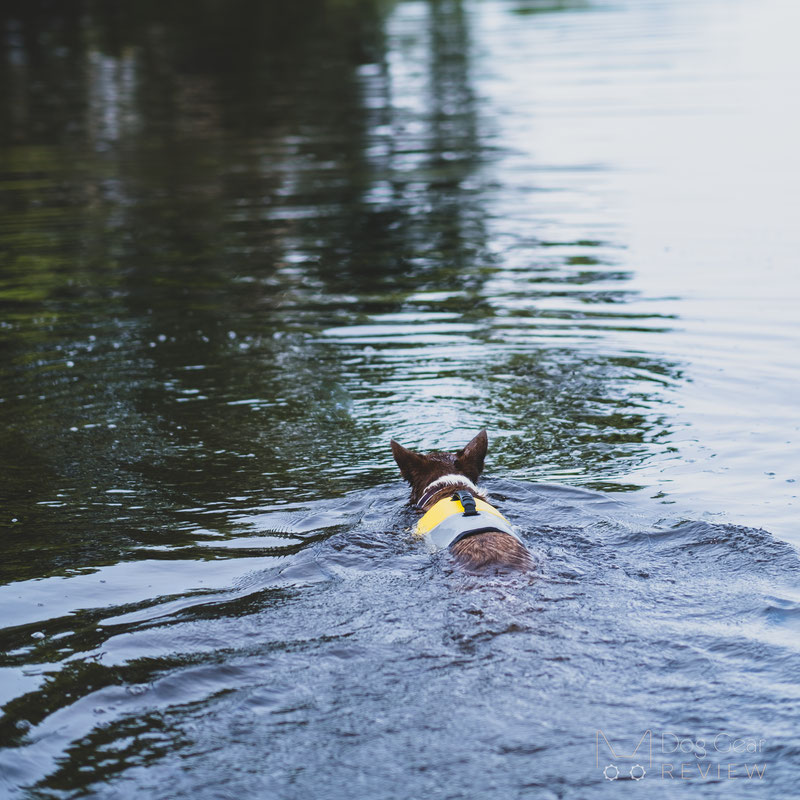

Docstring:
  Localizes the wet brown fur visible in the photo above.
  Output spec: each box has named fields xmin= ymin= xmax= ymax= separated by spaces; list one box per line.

xmin=450 ymin=530 xmax=532 ymax=571
xmin=390 ymin=431 xmax=532 ymax=572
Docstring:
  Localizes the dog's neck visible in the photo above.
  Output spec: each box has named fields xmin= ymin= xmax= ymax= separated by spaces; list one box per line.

xmin=415 ymin=474 xmax=486 ymax=511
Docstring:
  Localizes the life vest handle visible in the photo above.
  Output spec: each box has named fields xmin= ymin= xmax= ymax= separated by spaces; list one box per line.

xmin=451 ymin=490 xmax=479 ymax=517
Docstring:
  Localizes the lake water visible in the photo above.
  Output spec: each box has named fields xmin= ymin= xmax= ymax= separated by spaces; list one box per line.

xmin=1 ymin=0 xmax=799 ymax=797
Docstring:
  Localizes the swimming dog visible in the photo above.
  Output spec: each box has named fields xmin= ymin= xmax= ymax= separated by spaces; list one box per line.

xmin=391 ymin=430 xmax=532 ymax=571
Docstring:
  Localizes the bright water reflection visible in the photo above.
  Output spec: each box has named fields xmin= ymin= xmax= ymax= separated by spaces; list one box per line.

xmin=1 ymin=0 xmax=799 ymax=796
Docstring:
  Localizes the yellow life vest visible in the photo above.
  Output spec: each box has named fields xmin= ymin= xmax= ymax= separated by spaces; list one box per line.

xmin=414 ymin=492 xmax=519 ymax=550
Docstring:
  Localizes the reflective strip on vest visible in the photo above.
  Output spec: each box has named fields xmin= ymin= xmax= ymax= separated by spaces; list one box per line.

xmin=414 ymin=495 xmax=520 ymax=550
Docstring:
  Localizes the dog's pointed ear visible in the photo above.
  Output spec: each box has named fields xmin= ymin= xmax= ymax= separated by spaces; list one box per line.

xmin=455 ymin=429 xmax=488 ymax=482
xmin=391 ymin=440 xmax=428 ymax=483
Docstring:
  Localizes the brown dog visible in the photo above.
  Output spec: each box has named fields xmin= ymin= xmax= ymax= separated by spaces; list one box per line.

xmin=391 ymin=430 xmax=532 ymax=571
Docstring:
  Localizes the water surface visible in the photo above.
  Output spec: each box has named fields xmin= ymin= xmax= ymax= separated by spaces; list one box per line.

xmin=1 ymin=0 xmax=799 ymax=796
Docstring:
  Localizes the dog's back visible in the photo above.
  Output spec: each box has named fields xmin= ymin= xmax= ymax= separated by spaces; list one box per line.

xmin=450 ymin=530 xmax=532 ymax=571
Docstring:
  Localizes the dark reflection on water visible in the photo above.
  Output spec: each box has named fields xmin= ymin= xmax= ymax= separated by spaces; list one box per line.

xmin=0 ymin=0 xmax=678 ymax=579
xmin=1 ymin=0 xmax=798 ymax=797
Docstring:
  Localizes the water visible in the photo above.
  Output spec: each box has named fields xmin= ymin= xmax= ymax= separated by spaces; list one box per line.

xmin=1 ymin=0 xmax=799 ymax=796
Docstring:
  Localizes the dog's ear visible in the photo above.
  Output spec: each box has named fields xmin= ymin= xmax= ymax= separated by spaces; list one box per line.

xmin=455 ymin=429 xmax=488 ymax=482
xmin=391 ymin=440 xmax=428 ymax=484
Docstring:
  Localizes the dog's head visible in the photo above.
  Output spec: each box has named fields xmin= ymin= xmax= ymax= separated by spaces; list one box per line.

xmin=390 ymin=430 xmax=488 ymax=504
